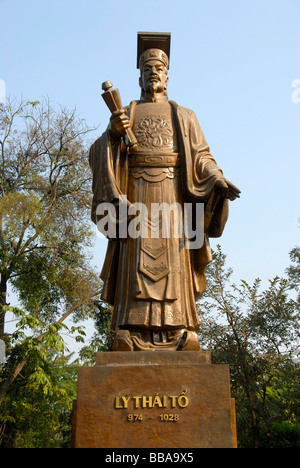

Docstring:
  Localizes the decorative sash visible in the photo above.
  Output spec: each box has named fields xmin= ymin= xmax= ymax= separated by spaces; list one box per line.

xmin=129 ymin=152 xmax=181 ymax=167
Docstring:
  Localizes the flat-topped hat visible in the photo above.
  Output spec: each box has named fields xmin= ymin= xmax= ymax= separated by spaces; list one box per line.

xmin=137 ymin=32 xmax=171 ymax=70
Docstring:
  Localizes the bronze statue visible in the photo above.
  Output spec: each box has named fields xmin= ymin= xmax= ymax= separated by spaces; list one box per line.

xmin=89 ymin=32 xmax=240 ymax=351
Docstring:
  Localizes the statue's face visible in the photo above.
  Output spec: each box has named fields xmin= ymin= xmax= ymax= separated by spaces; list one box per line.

xmin=140 ymin=59 xmax=169 ymax=95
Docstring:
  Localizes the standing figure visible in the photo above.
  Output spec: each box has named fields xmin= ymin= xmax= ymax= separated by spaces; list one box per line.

xmin=89 ymin=33 xmax=240 ymax=351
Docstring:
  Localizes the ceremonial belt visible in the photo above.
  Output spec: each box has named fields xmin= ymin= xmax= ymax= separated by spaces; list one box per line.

xmin=129 ymin=152 xmax=181 ymax=167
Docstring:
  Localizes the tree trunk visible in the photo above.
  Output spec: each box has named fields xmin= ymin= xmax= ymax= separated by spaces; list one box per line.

xmin=0 ymin=421 xmax=17 ymax=448
xmin=0 ymin=276 xmax=7 ymax=340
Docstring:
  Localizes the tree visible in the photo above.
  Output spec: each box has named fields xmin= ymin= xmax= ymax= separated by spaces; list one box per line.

xmin=1 ymin=352 xmax=78 ymax=448
xmin=197 ymin=245 xmax=300 ymax=448
xmin=286 ymin=244 xmax=300 ymax=302
xmin=79 ymin=301 xmax=114 ymax=365
xmin=0 ymin=97 xmax=102 ymax=446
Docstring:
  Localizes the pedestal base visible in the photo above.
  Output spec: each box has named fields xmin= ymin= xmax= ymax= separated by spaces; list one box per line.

xmin=72 ymin=351 xmax=237 ymax=448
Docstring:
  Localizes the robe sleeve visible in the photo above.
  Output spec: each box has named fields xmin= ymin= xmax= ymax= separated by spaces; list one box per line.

xmin=188 ymin=110 xmax=229 ymax=238
xmin=89 ymin=129 xmax=131 ymax=304
xmin=176 ymin=107 xmax=229 ymax=296
xmin=89 ymin=129 xmax=131 ymax=224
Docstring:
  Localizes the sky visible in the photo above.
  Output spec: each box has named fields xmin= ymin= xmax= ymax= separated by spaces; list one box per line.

xmin=1 ymin=0 xmax=300 ymax=346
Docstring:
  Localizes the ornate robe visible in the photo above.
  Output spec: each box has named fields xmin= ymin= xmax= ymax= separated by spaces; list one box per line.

xmin=89 ymin=98 xmax=228 ymax=332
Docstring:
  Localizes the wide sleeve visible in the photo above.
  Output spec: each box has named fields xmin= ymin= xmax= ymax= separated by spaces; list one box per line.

xmin=187 ymin=111 xmax=229 ymax=238
xmin=187 ymin=111 xmax=223 ymax=192
xmin=89 ymin=130 xmax=130 ymax=224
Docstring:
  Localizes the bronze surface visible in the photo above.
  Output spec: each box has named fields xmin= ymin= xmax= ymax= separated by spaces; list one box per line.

xmin=89 ymin=32 xmax=240 ymax=351
xmin=72 ymin=351 xmax=237 ymax=448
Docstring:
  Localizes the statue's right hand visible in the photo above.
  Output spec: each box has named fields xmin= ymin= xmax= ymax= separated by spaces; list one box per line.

xmin=110 ymin=109 xmax=131 ymax=139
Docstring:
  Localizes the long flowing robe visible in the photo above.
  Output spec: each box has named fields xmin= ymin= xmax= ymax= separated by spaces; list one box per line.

xmin=89 ymin=100 xmax=229 ymax=332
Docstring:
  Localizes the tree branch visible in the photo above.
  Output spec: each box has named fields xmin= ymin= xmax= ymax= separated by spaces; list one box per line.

xmin=0 ymin=287 xmax=102 ymax=406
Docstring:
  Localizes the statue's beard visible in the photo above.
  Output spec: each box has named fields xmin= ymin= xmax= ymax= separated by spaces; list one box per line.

xmin=146 ymin=80 xmax=163 ymax=95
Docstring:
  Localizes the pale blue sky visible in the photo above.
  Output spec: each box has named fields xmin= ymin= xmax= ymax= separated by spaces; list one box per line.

xmin=1 ymin=0 xmax=299 ymax=289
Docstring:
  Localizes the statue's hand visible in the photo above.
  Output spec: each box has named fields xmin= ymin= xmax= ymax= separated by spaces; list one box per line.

xmin=215 ymin=178 xmax=241 ymax=201
xmin=110 ymin=109 xmax=131 ymax=139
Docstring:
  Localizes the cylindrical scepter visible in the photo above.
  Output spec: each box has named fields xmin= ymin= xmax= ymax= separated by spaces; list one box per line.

xmin=101 ymin=80 xmax=138 ymax=150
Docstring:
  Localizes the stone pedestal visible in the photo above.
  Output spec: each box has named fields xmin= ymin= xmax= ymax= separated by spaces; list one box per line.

xmin=72 ymin=351 xmax=237 ymax=448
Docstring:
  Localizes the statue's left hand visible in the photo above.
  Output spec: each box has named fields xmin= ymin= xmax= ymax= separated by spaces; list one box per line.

xmin=215 ymin=178 xmax=241 ymax=201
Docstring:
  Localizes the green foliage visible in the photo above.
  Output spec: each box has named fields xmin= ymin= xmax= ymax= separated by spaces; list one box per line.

xmin=0 ymin=97 xmax=102 ymax=447
xmin=79 ymin=301 xmax=114 ymax=365
xmin=1 ymin=352 xmax=78 ymax=448
xmin=198 ymin=245 xmax=300 ymax=448
xmin=286 ymin=244 xmax=300 ymax=302
xmin=260 ymin=421 xmax=300 ymax=448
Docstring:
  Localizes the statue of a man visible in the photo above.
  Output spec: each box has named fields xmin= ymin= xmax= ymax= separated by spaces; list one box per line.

xmin=89 ymin=33 xmax=240 ymax=351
